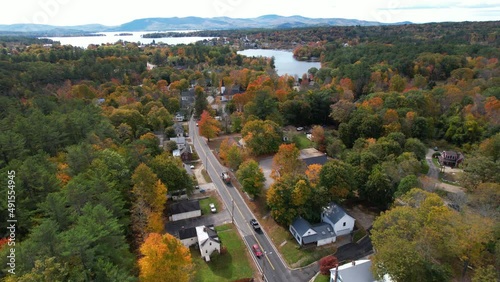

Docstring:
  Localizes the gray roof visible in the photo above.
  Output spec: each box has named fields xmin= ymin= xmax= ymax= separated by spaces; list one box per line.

xmin=291 ymin=217 xmax=313 ymax=236
xmin=178 ymin=227 xmax=197 ymax=239
xmin=323 ymin=203 xmax=348 ymax=224
xmin=302 ymin=233 xmax=318 ymax=244
xmin=312 ymin=223 xmax=336 ymax=240
xmin=170 ymin=137 xmax=186 ymax=144
xmin=169 ymin=200 xmax=200 ymax=215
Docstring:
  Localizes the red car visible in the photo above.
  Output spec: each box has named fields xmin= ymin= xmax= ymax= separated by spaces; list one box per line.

xmin=252 ymin=244 xmax=263 ymax=258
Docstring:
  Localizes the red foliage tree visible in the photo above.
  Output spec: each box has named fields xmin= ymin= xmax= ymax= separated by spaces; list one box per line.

xmin=319 ymin=255 xmax=339 ymax=275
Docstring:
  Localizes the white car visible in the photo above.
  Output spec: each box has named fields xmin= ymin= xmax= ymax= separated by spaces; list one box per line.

xmin=190 ymin=165 xmax=195 ymax=169
xmin=209 ymin=203 xmax=217 ymax=213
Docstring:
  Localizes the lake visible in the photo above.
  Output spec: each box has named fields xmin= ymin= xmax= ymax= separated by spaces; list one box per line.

xmin=237 ymin=49 xmax=321 ymax=77
xmin=43 ymin=31 xmax=213 ymax=48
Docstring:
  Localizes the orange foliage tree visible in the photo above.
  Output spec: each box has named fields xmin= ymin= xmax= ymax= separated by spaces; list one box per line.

xmin=139 ymin=233 xmax=193 ymax=282
xmin=198 ymin=110 xmax=220 ymax=142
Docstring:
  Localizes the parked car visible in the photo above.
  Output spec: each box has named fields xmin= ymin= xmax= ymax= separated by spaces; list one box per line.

xmin=296 ymin=127 xmax=304 ymax=131
xmin=252 ymin=244 xmax=263 ymax=258
xmin=250 ymin=219 xmax=261 ymax=232
xmin=190 ymin=165 xmax=195 ymax=169
xmin=209 ymin=203 xmax=217 ymax=213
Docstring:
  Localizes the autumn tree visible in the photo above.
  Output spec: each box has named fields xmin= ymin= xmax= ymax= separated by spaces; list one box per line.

xmin=271 ymin=143 xmax=303 ymax=180
xmin=131 ymin=163 xmax=167 ymax=240
xmin=241 ymin=119 xmax=282 ymax=155
xmin=311 ymin=125 xmax=326 ymax=152
xmin=372 ymin=189 xmax=495 ymax=282
xmin=198 ymin=110 xmax=220 ymax=142
xmin=319 ymin=255 xmax=339 ymax=275
xmin=305 ymin=164 xmax=322 ymax=187
xmin=237 ymin=159 xmax=265 ymax=198
xmin=139 ymin=233 xmax=193 ymax=282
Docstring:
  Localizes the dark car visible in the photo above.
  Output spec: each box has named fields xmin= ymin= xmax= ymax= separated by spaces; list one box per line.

xmin=252 ymin=244 xmax=263 ymax=258
xmin=250 ymin=219 xmax=261 ymax=232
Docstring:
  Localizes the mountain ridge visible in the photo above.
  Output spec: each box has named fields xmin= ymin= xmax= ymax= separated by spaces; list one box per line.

xmin=0 ymin=15 xmax=412 ymax=34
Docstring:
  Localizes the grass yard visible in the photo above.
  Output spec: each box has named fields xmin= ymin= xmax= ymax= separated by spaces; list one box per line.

xmin=199 ymin=196 xmax=220 ymax=215
xmin=192 ymin=224 xmax=254 ymax=282
xmin=293 ymin=133 xmax=313 ymax=149
xmin=201 ymin=169 xmax=212 ymax=183
xmin=314 ymin=274 xmax=330 ymax=282
xmin=260 ymin=215 xmax=337 ymax=268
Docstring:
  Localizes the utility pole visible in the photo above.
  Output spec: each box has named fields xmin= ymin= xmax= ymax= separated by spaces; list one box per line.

xmin=231 ymin=199 xmax=235 ymax=224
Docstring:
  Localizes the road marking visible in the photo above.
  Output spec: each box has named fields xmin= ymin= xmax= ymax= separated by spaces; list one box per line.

xmin=192 ymin=119 xmax=275 ymax=271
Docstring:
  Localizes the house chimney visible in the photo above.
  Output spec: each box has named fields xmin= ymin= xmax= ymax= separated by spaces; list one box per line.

xmin=352 ymin=260 xmax=356 ymax=266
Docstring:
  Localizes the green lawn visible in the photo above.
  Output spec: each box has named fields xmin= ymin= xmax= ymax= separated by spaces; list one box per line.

xmin=201 ymin=169 xmax=212 ymax=183
xmin=199 ymin=196 xmax=219 ymax=215
xmin=314 ymin=273 xmax=330 ymax=282
xmin=293 ymin=134 xmax=313 ymax=149
xmin=262 ymin=216 xmax=337 ymax=268
xmin=192 ymin=224 xmax=254 ymax=282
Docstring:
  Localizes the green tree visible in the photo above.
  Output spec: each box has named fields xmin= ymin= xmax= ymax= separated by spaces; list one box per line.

xmin=319 ymin=159 xmax=356 ymax=201
xmin=149 ymin=152 xmax=193 ymax=194
xmin=241 ymin=119 xmax=282 ymax=155
xmin=237 ymin=160 xmax=265 ymax=198
xmin=194 ymin=86 xmax=208 ymax=118
xmin=226 ymin=144 xmax=243 ymax=171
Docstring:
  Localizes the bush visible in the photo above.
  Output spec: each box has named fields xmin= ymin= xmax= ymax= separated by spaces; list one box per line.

xmin=319 ymin=255 xmax=338 ymax=275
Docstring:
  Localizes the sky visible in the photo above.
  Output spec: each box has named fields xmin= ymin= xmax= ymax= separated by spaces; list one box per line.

xmin=3 ymin=0 xmax=499 ymax=26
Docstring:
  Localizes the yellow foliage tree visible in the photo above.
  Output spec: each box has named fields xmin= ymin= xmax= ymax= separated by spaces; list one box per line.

xmin=139 ymin=233 xmax=193 ymax=282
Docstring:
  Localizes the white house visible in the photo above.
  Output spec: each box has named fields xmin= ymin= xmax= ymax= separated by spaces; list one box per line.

xmin=179 ymin=227 xmax=198 ymax=248
xmin=170 ymin=137 xmax=187 ymax=151
xmin=321 ymin=203 xmax=356 ymax=236
xmin=175 ymin=113 xmax=185 ymax=122
xmin=196 ymin=225 xmax=221 ymax=262
xmin=168 ymin=200 xmax=201 ymax=221
xmin=290 ymin=202 xmax=355 ymax=246
xmin=289 ymin=217 xmax=336 ymax=247
xmin=330 ymin=259 xmax=392 ymax=282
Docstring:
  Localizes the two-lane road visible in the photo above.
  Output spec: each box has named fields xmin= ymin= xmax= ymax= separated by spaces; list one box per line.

xmin=190 ymin=118 xmax=312 ymax=282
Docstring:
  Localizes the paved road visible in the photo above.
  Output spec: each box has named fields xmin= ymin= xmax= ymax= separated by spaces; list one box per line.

xmin=190 ymin=117 xmax=316 ymax=282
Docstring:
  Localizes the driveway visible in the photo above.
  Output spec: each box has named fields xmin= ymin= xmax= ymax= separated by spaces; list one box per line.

xmin=259 ymin=156 xmax=274 ymax=189
xmin=165 ymin=209 xmax=232 ymax=237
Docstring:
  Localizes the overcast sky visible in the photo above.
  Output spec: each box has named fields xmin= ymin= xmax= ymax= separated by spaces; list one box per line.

xmin=3 ymin=0 xmax=499 ymax=26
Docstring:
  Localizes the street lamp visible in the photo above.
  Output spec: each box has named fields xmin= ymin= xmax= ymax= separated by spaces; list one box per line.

xmin=262 ymin=251 xmax=267 ymax=281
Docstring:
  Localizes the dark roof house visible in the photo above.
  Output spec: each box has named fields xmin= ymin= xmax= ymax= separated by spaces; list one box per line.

xmin=299 ymin=148 xmax=328 ymax=166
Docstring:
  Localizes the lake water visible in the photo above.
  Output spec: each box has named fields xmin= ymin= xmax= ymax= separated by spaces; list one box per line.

xmin=43 ymin=31 xmax=213 ymax=48
xmin=237 ymin=49 xmax=321 ymax=77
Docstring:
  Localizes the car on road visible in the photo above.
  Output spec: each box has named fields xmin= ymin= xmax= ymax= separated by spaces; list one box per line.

xmin=250 ymin=219 xmax=261 ymax=232
xmin=252 ymin=244 xmax=263 ymax=258
xmin=190 ymin=165 xmax=195 ymax=169
xmin=209 ymin=203 xmax=217 ymax=213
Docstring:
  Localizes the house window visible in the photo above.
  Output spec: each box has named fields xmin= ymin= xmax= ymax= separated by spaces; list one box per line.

xmin=343 ymin=222 xmax=346 ymax=227
xmin=206 ymin=250 xmax=208 ymax=253
xmin=210 ymin=242 xmax=212 ymax=246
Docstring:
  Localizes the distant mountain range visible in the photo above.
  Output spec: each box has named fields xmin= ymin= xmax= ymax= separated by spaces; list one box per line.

xmin=0 ymin=15 xmax=411 ymax=34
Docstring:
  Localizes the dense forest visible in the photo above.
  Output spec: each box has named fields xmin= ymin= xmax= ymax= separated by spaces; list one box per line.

xmin=0 ymin=20 xmax=499 ymax=281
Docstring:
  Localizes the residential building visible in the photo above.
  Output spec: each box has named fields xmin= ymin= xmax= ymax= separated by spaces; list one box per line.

xmin=179 ymin=227 xmax=198 ymax=247
xmin=321 ymin=203 xmax=356 ymax=236
xmin=168 ymin=200 xmax=201 ymax=221
xmin=299 ymin=148 xmax=328 ymax=166
xmin=175 ymin=112 xmax=185 ymax=122
xmin=438 ymin=150 xmax=464 ymax=168
xmin=196 ymin=225 xmax=221 ymax=262
xmin=330 ymin=259 xmax=392 ymax=282
xmin=290 ymin=202 xmax=355 ymax=246
xmin=289 ymin=217 xmax=336 ymax=247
